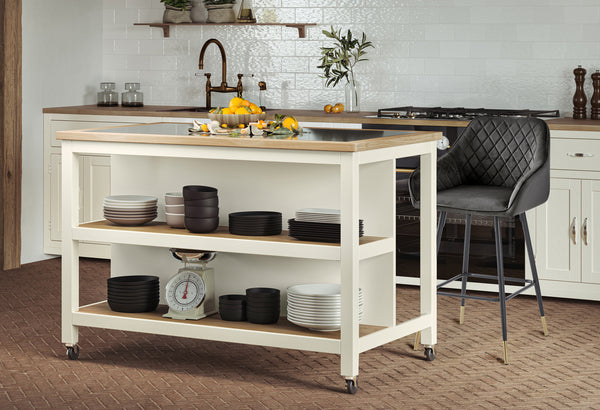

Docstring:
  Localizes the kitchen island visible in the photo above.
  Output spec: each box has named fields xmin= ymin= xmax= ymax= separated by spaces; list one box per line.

xmin=58 ymin=123 xmax=441 ymax=393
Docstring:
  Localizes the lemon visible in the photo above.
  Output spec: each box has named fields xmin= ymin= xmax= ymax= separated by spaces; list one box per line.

xmin=249 ymin=103 xmax=262 ymax=114
xmin=282 ymin=116 xmax=299 ymax=131
xmin=235 ymin=106 xmax=252 ymax=115
xmin=241 ymin=99 xmax=251 ymax=107
xmin=221 ymin=107 xmax=233 ymax=115
xmin=324 ymin=104 xmax=332 ymax=113
xmin=200 ymin=123 xmax=209 ymax=132
xmin=333 ymin=103 xmax=344 ymax=113
xmin=221 ymin=123 xmax=228 ymax=128
xmin=229 ymin=97 xmax=244 ymax=110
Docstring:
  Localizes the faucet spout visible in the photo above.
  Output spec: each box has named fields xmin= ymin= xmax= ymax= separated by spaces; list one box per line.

xmin=199 ymin=38 xmax=227 ymax=87
xmin=198 ymin=38 xmax=243 ymax=109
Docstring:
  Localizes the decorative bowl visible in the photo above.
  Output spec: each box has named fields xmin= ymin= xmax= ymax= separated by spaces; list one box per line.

xmin=208 ymin=112 xmax=266 ymax=127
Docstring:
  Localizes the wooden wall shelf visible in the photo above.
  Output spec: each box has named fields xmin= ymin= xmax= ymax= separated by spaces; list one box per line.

xmin=134 ymin=22 xmax=316 ymax=38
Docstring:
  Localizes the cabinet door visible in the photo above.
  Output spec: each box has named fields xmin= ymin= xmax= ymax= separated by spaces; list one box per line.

xmin=581 ymin=180 xmax=600 ymax=284
xmin=536 ymin=178 xmax=581 ymax=282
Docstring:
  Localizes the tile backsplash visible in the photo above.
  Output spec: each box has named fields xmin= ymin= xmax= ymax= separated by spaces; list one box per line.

xmin=103 ymin=0 xmax=600 ymax=114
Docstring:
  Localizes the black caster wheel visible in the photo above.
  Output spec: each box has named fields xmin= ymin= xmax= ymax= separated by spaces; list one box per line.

xmin=424 ymin=347 xmax=436 ymax=361
xmin=346 ymin=379 xmax=358 ymax=394
xmin=66 ymin=345 xmax=80 ymax=360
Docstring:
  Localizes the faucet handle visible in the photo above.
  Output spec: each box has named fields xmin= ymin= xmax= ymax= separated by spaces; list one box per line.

xmin=236 ymin=74 xmax=244 ymax=98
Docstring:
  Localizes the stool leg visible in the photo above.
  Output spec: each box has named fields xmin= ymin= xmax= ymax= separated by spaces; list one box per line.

xmin=494 ymin=216 xmax=509 ymax=365
xmin=520 ymin=213 xmax=548 ymax=336
xmin=459 ymin=214 xmax=472 ymax=324
xmin=414 ymin=211 xmax=447 ymax=350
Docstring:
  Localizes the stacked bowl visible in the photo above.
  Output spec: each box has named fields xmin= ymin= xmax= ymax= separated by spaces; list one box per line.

xmin=286 ymin=283 xmax=364 ymax=331
xmin=183 ymin=185 xmax=219 ymax=233
xmin=165 ymin=192 xmax=184 ymax=228
xmin=107 ymin=275 xmax=160 ymax=313
xmin=219 ymin=294 xmax=247 ymax=321
xmin=103 ymin=195 xmax=158 ymax=226
xmin=246 ymin=287 xmax=280 ymax=324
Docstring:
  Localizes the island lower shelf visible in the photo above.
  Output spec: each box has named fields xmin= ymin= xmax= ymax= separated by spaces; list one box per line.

xmin=74 ymin=220 xmax=392 ymax=261
xmin=74 ymin=302 xmax=385 ymax=354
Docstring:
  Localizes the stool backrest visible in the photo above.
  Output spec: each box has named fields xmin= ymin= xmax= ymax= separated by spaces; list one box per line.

xmin=452 ymin=116 xmax=550 ymax=188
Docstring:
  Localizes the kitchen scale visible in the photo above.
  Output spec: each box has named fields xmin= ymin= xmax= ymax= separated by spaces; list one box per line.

xmin=163 ymin=249 xmax=218 ymax=320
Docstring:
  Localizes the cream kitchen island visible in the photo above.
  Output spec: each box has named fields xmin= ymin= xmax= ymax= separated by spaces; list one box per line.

xmin=58 ymin=123 xmax=441 ymax=394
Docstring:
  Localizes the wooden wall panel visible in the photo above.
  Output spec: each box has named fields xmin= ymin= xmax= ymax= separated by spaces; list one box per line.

xmin=0 ymin=0 xmax=22 ymax=270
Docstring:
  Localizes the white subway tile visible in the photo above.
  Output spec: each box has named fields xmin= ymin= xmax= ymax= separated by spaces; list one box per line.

xmin=140 ymin=39 xmax=164 ymax=55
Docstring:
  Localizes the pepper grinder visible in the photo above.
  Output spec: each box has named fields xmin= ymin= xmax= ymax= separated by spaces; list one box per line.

xmin=591 ymin=70 xmax=600 ymax=120
xmin=573 ymin=65 xmax=587 ymax=119
xmin=258 ymin=81 xmax=267 ymax=111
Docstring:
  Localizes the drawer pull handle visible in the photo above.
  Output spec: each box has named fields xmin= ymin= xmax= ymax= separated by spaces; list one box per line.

xmin=583 ymin=218 xmax=588 ymax=246
xmin=567 ymin=152 xmax=594 ymax=158
xmin=571 ymin=217 xmax=577 ymax=245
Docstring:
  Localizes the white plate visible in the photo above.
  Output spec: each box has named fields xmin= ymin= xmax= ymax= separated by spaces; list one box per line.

xmin=105 ymin=215 xmax=156 ymax=226
xmin=104 ymin=205 xmax=158 ymax=212
xmin=103 ymin=202 xmax=157 ymax=208
xmin=286 ymin=317 xmax=340 ymax=332
xmin=287 ymin=298 xmax=363 ymax=308
xmin=104 ymin=195 xmax=158 ymax=203
xmin=104 ymin=213 xmax=157 ymax=219
xmin=287 ymin=283 xmax=341 ymax=297
xmin=287 ymin=314 xmax=363 ymax=324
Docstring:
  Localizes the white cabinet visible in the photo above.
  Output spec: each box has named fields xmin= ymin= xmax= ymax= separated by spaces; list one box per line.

xmin=535 ymin=130 xmax=600 ymax=300
xmin=43 ymin=114 xmax=159 ymax=257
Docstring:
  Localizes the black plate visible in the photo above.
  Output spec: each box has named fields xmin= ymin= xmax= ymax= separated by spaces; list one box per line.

xmin=107 ymin=275 xmax=159 ymax=286
xmin=108 ymin=300 xmax=159 ymax=313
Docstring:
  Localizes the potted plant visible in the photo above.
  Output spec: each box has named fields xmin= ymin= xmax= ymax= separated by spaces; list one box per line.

xmin=317 ymin=26 xmax=374 ymax=112
xmin=204 ymin=0 xmax=236 ymax=23
xmin=161 ymin=0 xmax=192 ymax=23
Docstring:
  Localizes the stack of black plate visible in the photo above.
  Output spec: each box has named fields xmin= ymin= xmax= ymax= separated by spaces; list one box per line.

xmin=107 ymin=275 xmax=159 ymax=313
xmin=229 ymin=211 xmax=282 ymax=236
xmin=245 ymin=287 xmax=280 ymax=324
xmin=219 ymin=294 xmax=247 ymax=321
xmin=288 ymin=219 xmax=364 ymax=243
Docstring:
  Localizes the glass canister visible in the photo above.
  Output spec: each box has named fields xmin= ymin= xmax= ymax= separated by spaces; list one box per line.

xmin=97 ymin=82 xmax=118 ymax=106
xmin=121 ymin=83 xmax=144 ymax=107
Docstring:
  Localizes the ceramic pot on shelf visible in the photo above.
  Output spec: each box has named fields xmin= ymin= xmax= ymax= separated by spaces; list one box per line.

xmin=163 ymin=4 xmax=192 ymax=24
xmin=205 ymin=3 xmax=235 ymax=23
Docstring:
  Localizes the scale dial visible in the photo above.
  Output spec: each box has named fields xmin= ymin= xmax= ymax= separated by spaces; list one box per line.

xmin=165 ymin=270 xmax=206 ymax=312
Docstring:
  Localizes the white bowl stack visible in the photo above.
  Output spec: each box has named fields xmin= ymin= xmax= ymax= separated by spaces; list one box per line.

xmin=286 ymin=283 xmax=364 ymax=332
xmin=164 ymin=192 xmax=184 ymax=228
xmin=103 ymin=195 xmax=158 ymax=226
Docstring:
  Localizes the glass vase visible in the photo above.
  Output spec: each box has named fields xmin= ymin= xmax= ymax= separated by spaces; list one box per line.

xmin=344 ymin=79 xmax=361 ymax=112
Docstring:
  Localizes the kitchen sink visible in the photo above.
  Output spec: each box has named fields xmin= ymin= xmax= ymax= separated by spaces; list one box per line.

xmin=159 ymin=107 xmax=210 ymax=113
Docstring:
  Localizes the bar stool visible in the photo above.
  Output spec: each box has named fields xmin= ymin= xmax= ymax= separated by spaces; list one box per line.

xmin=409 ymin=116 xmax=550 ymax=364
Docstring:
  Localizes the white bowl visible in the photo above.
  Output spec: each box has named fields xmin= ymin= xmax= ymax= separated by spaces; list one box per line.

xmin=165 ymin=212 xmax=185 ymax=228
xmin=165 ymin=192 xmax=184 ymax=205
xmin=165 ymin=204 xmax=184 ymax=213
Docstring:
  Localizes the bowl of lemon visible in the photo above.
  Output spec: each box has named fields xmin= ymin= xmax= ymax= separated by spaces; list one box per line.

xmin=208 ymin=97 xmax=266 ymax=128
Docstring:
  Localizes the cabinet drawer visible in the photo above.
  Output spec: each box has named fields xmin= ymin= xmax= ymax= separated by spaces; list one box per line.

xmin=551 ymin=138 xmax=600 ymax=172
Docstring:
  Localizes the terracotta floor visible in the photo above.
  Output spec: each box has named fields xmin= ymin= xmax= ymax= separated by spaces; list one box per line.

xmin=1 ymin=257 xmax=599 ymax=409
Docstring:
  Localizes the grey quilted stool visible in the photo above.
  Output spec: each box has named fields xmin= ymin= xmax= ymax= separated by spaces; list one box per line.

xmin=408 ymin=116 xmax=550 ymax=364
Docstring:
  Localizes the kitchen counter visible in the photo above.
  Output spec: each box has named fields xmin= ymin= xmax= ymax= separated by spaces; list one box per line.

xmin=43 ymin=105 xmax=600 ymax=131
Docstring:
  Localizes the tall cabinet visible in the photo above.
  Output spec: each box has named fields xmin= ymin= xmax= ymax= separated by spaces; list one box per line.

xmin=536 ymin=129 xmax=600 ymax=300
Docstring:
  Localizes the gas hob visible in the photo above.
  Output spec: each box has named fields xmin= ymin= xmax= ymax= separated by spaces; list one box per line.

xmin=376 ymin=106 xmax=560 ymax=120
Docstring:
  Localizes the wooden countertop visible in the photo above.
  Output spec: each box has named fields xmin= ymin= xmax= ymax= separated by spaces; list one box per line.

xmin=57 ymin=122 xmax=442 ymax=153
xmin=43 ymin=105 xmax=600 ymax=131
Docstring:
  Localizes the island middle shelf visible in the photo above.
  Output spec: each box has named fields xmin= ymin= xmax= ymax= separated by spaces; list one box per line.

xmin=74 ymin=220 xmax=393 ymax=261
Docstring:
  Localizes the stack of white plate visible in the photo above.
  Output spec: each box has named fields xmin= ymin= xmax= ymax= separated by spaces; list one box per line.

xmin=286 ymin=283 xmax=364 ymax=332
xmin=295 ymin=208 xmax=340 ymax=224
xmin=103 ymin=195 xmax=158 ymax=226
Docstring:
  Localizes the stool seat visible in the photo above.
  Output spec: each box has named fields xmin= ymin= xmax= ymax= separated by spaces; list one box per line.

xmin=437 ymin=185 xmax=513 ymax=214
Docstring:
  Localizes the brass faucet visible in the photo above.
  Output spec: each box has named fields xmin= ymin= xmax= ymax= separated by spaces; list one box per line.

xmin=198 ymin=38 xmax=243 ymax=110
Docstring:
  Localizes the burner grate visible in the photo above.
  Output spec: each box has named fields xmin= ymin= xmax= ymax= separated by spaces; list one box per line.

xmin=377 ymin=106 xmax=560 ymax=120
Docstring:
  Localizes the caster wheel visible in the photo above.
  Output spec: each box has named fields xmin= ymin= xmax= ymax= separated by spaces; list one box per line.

xmin=346 ymin=379 xmax=358 ymax=394
xmin=424 ymin=347 xmax=436 ymax=361
xmin=66 ymin=345 xmax=80 ymax=360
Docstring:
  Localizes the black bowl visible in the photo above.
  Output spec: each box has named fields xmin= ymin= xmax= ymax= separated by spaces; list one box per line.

xmin=185 ymin=205 xmax=219 ymax=218
xmin=183 ymin=185 xmax=218 ymax=200
xmin=219 ymin=294 xmax=247 ymax=305
xmin=246 ymin=302 xmax=280 ymax=311
xmin=185 ymin=216 xmax=219 ymax=233
xmin=184 ymin=197 xmax=219 ymax=207
xmin=107 ymin=275 xmax=159 ymax=286
xmin=247 ymin=310 xmax=279 ymax=324
xmin=219 ymin=308 xmax=247 ymax=322
xmin=246 ymin=287 xmax=280 ymax=298
xmin=108 ymin=300 xmax=159 ymax=313
xmin=246 ymin=305 xmax=280 ymax=314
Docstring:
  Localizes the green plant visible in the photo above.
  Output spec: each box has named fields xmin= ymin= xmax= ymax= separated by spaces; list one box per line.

xmin=318 ymin=26 xmax=374 ymax=88
xmin=160 ymin=0 xmax=191 ymax=10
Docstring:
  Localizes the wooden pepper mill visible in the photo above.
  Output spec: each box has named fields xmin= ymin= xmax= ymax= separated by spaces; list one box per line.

xmin=591 ymin=70 xmax=600 ymax=120
xmin=573 ymin=65 xmax=587 ymax=119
